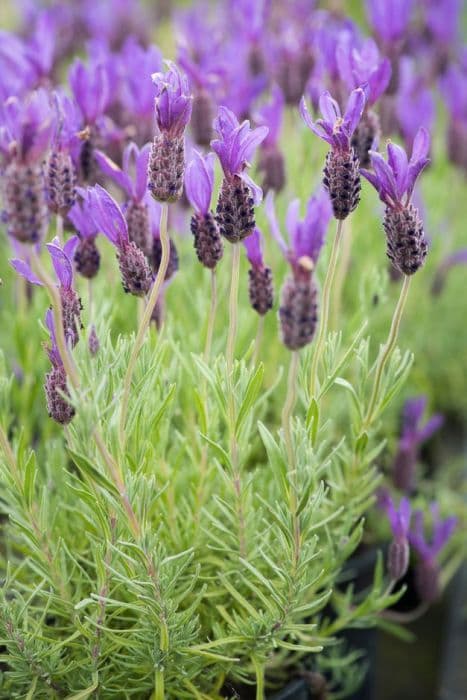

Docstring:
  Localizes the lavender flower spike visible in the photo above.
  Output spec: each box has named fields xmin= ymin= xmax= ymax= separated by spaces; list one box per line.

xmin=393 ymin=396 xmax=443 ymax=492
xmin=44 ymin=309 xmax=75 ymax=425
xmin=96 ymin=143 xmax=152 ymax=256
xmin=69 ymin=193 xmax=101 ymax=280
xmin=148 ymin=61 xmax=192 ymax=203
xmin=11 ymin=237 xmax=82 ymax=347
xmin=361 ymin=127 xmax=430 ymax=275
xmin=212 ymin=106 xmax=268 ymax=243
xmin=243 ymin=228 xmax=273 ymax=316
xmin=300 ymin=88 xmax=366 ymax=219
xmin=409 ymin=505 xmax=457 ymax=603
xmin=1 ymin=89 xmax=53 ymax=244
xmin=186 ymin=151 xmax=223 ymax=269
xmin=86 ymin=185 xmax=152 ymax=296
xmin=381 ymin=493 xmax=411 ymax=580
xmin=266 ymin=188 xmax=332 ymax=350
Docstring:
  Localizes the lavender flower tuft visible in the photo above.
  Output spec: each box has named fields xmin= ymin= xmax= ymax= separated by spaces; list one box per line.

xmin=380 ymin=492 xmax=411 ymax=581
xmin=301 ymin=88 xmax=366 ymax=220
xmin=148 ymin=62 xmax=192 ymax=203
xmin=43 ymin=310 xmax=75 ymax=425
xmin=243 ymin=228 xmax=273 ymax=316
xmin=185 ymin=151 xmax=223 ymax=269
xmin=211 ymin=106 xmax=268 ymax=243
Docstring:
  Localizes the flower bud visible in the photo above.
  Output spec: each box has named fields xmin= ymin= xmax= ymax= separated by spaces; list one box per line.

xmin=88 ymin=325 xmax=99 ymax=356
xmin=44 ymin=365 xmax=75 ymax=425
xmin=45 ymin=149 xmax=77 ymax=216
xmin=387 ymin=538 xmax=410 ymax=581
xmin=248 ymin=266 xmax=274 ymax=316
xmin=191 ymin=90 xmax=215 ymax=147
xmin=351 ymin=109 xmax=380 ymax=169
xmin=279 ymin=275 xmax=318 ymax=350
xmin=152 ymin=237 xmax=179 ymax=280
xmin=74 ymin=237 xmax=101 ymax=279
xmin=383 ymin=204 xmax=427 ymax=276
xmin=323 ymin=147 xmax=361 ymax=220
xmin=3 ymin=161 xmax=47 ymax=244
xmin=125 ymin=200 xmax=152 ymax=256
xmin=60 ymin=288 xmax=83 ymax=347
xmin=148 ymin=134 xmax=185 ymax=202
xmin=258 ymin=145 xmax=286 ymax=194
xmin=190 ymin=212 xmax=224 ymax=269
xmin=216 ymin=175 xmax=255 ymax=243
xmin=118 ymin=240 xmax=153 ymax=296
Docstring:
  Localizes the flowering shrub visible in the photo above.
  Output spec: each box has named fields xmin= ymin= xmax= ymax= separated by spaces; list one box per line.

xmin=0 ymin=1 xmax=465 ymax=698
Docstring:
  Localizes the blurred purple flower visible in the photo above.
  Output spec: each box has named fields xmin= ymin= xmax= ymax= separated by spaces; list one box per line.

xmin=266 ymin=187 xmax=332 ymax=278
xmin=243 ymin=227 xmax=274 ymax=316
xmin=424 ymin=0 xmax=462 ymax=47
xmin=409 ymin=504 xmax=457 ymax=602
xmin=366 ymin=0 xmax=414 ymax=44
xmin=243 ymin=227 xmax=265 ymax=269
xmin=0 ymin=89 xmax=54 ymax=165
xmin=120 ymin=38 xmax=163 ymax=123
xmin=380 ymin=492 xmax=411 ymax=581
xmin=69 ymin=58 xmax=110 ymax=126
xmin=336 ymin=36 xmax=391 ymax=106
xmin=393 ymin=396 xmax=443 ymax=492
xmin=254 ymin=85 xmax=284 ymax=148
xmin=396 ymin=59 xmax=435 ymax=152
xmin=431 ymin=248 xmax=467 ymax=295
xmin=300 ymin=87 xmax=366 ymax=151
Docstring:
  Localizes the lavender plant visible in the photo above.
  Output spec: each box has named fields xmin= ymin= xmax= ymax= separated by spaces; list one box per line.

xmin=0 ymin=2 xmax=466 ymax=699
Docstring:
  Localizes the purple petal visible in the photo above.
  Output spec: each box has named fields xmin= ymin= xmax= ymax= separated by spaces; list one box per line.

xmin=87 ymin=185 xmax=128 ymax=247
xmin=95 ymin=150 xmax=133 ymax=198
xmin=418 ymin=414 xmax=443 ymax=443
xmin=319 ymin=91 xmax=341 ymax=125
xmin=185 ymin=150 xmax=215 ymax=214
xmin=241 ymin=171 xmax=263 ymax=205
xmin=370 ymin=151 xmax=398 ymax=202
xmin=243 ymin=227 xmax=264 ymax=268
xmin=46 ymin=238 xmax=73 ymax=289
xmin=10 ymin=258 xmax=43 ymax=286
xmin=360 ymin=168 xmax=381 ymax=191
xmin=387 ymin=142 xmax=409 ymax=199
xmin=403 ymin=396 xmax=426 ymax=433
xmin=342 ymin=87 xmax=366 ymax=138
xmin=411 ymin=127 xmax=430 ymax=163
xmin=135 ymin=144 xmax=151 ymax=203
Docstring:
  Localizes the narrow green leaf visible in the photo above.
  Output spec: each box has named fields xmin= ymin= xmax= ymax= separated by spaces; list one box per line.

xmin=235 ymin=363 xmax=264 ymax=436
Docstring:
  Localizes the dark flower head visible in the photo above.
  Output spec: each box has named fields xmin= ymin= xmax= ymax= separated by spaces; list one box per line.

xmin=69 ymin=58 xmax=110 ymax=126
xmin=44 ymin=308 xmax=62 ymax=368
xmin=95 ymin=142 xmax=150 ymax=204
xmin=254 ymin=85 xmax=284 ymax=148
xmin=0 ymin=89 xmax=54 ymax=165
xmin=266 ymin=187 xmax=332 ymax=278
xmin=151 ymin=61 xmax=193 ymax=138
xmin=366 ymin=0 xmax=414 ymax=44
xmin=361 ymin=127 xmax=430 ymax=208
xmin=185 ymin=150 xmax=215 ymax=216
xmin=409 ymin=504 xmax=457 ymax=563
xmin=211 ymin=106 xmax=268 ymax=190
xmin=300 ymin=87 xmax=366 ymax=152
xmin=336 ymin=36 xmax=391 ymax=106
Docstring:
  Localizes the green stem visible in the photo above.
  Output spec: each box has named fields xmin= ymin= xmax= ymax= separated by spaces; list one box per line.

xmin=56 ymin=214 xmax=64 ymax=245
xmin=363 ymin=274 xmax=412 ymax=428
xmin=331 ymin=215 xmax=352 ymax=329
xmin=154 ymin=670 xmax=165 ymax=700
xmin=309 ymin=219 xmax=344 ymax=400
xmin=30 ymin=250 xmax=80 ymax=390
xmin=251 ymin=656 xmax=265 ymax=700
xmin=252 ymin=315 xmax=265 ymax=367
xmin=119 ymin=203 xmax=169 ymax=448
xmin=204 ymin=269 xmax=217 ymax=362
xmin=226 ymin=244 xmax=241 ymax=375
xmin=282 ymin=351 xmax=300 ymax=569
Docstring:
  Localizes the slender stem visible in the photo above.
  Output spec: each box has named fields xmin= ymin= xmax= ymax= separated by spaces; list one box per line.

xmin=56 ymin=214 xmax=64 ymax=245
xmin=251 ymin=656 xmax=264 ymax=700
xmin=119 ymin=203 xmax=169 ymax=448
xmin=30 ymin=250 xmax=80 ymax=390
xmin=282 ymin=351 xmax=300 ymax=569
xmin=204 ymin=269 xmax=217 ymax=362
xmin=309 ymin=219 xmax=344 ymax=400
xmin=331 ymin=215 xmax=352 ymax=329
xmin=252 ymin=315 xmax=265 ymax=367
xmin=0 ymin=425 xmax=21 ymax=489
xmin=154 ymin=670 xmax=165 ymax=700
xmin=226 ymin=244 xmax=241 ymax=374
xmin=363 ymin=275 xmax=412 ymax=428
xmin=88 ymin=279 xmax=93 ymax=324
